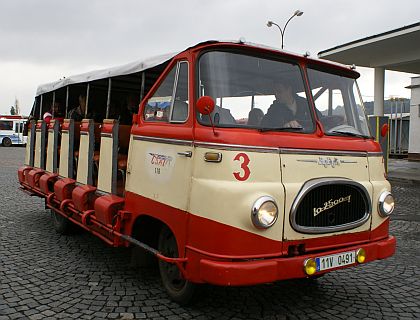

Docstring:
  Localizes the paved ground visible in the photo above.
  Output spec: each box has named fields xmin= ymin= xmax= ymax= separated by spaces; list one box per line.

xmin=388 ymin=158 xmax=420 ymax=184
xmin=1 ymin=147 xmax=419 ymax=320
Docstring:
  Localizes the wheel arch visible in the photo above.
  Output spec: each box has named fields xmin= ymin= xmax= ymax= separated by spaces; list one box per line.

xmin=131 ymin=214 xmax=176 ymax=253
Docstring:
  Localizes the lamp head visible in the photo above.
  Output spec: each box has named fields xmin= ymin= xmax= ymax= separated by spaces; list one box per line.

xmin=267 ymin=21 xmax=273 ymax=27
xmin=294 ymin=10 xmax=304 ymax=16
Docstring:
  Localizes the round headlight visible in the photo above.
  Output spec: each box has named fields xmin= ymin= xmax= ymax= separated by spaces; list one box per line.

xmin=378 ymin=191 xmax=395 ymax=217
xmin=251 ymin=196 xmax=278 ymax=229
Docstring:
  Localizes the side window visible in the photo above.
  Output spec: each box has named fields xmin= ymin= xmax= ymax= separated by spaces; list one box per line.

xmin=143 ymin=61 xmax=189 ymax=123
xmin=144 ymin=67 xmax=176 ymax=122
xmin=0 ymin=121 xmax=13 ymax=130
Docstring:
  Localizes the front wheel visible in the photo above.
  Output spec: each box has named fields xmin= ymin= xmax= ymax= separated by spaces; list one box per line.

xmin=2 ymin=137 xmax=12 ymax=147
xmin=158 ymin=226 xmax=196 ymax=305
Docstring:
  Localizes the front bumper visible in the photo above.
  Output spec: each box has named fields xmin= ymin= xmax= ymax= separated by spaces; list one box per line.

xmin=199 ymin=235 xmax=396 ymax=286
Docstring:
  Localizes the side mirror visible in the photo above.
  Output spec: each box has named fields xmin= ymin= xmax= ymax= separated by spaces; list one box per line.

xmin=381 ymin=123 xmax=389 ymax=137
xmin=196 ymin=96 xmax=215 ymax=115
xmin=196 ymin=96 xmax=217 ymax=136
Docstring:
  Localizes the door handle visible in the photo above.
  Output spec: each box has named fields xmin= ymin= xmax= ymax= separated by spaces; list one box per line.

xmin=177 ymin=151 xmax=192 ymax=157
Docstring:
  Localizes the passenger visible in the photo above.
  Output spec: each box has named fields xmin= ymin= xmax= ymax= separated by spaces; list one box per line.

xmin=247 ymin=108 xmax=264 ymax=126
xmin=119 ymin=95 xmax=139 ymax=125
xmin=260 ymin=82 xmax=310 ymax=128
xmin=43 ymin=101 xmax=64 ymax=125
xmin=67 ymin=94 xmax=87 ymax=121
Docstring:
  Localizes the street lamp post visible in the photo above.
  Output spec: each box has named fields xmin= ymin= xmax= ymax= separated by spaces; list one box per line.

xmin=267 ymin=10 xmax=304 ymax=49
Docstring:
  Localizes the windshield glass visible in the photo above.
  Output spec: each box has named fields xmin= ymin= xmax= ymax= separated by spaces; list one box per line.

xmin=197 ymin=51 xmax=315 ymax=132
xmin=307 ymin=68 xmax=371 ymax=138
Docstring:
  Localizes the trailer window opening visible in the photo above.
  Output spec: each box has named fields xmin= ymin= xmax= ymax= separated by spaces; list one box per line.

xmin=197 ymin=51 xmax=314 ymax=132
xmin=307 ymin=68 xmax=371 ymax=138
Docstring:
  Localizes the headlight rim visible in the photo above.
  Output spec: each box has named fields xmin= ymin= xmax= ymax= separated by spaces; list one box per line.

xmin=251 ymin=196 xmax=278 ymax=229
xmin=378 ymin=191 xmax=394 ymax=217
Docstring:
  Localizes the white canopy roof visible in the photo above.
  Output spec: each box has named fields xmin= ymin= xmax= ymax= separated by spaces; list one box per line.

xmin=35 ymin=51 xmax=178 ymax=96
xmin=36 ymin=39 xmax=354 ymax=97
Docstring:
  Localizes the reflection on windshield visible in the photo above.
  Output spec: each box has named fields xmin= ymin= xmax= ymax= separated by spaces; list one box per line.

xmin=198 ymin=51 xmax=314 ymax=132
xmin=307 ymin=68 xmax=371 ymax=137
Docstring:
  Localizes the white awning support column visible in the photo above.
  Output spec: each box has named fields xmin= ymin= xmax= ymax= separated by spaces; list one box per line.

xmin=374 ymin=67 xmax=385 ymax=116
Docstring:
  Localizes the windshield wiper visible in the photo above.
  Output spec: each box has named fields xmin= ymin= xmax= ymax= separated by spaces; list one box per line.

xmin=258 ymin=126 xmax=303 ymax=132
xmin=329 ymin=130 xmax=371 ymax=139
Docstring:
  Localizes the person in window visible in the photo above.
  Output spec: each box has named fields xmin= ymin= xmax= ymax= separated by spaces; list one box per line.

xmin=248 ymin=108 xmax=264 ymax=126
xmin=260 ymin=82 xmax=310 ymax=128
xmin=43 ymin=101 xmax=64 ymax=125
xmin=67 ymin=94 xmax=86 ymax=121
xmin=119 ymin=95 xmax=139 ymax=125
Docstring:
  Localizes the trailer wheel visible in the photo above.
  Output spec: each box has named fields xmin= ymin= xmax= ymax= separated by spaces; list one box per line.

xmin=51 ymin=210 xmax=72 ymax=235
xmin=2 ymin=137 xmax=12 ymax=147
xmin=158 ymin=226 xmax=195 ymax=305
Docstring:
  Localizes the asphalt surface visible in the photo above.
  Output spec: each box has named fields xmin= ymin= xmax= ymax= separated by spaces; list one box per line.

xmin=1 ymin=147 xmax=419 ymax=320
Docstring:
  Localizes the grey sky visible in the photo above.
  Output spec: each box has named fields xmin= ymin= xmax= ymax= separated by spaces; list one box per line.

xmin=1 ymin=0 xmax=419 ymax=115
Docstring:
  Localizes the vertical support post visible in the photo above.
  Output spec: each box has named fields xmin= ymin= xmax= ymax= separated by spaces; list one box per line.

xmin=39 ymin=121 xmax=47 ymax=169
xmin=106 ymin=78 xmax=112 ymax=118
xmin=85 ymin=83 xmax=90 ymax=118
xmin=394 ymin=99 xmax=398 ymax=154
xmin=65 ymin=86 xmax=69 ymax=118
xmin=399 ymin=99 xmax=403 ymax=154
xmin=52 ymin=91 xmax=56 ymax=117
xmin=28 ymin=120 xmax=36 ymax=167
xmin=39 ymin=95 xmax=44 ymax=118
xmin=328 ymin=89 xmax=333 ymax=116
xmin=374 ymin=67 xmax=385 ymax=116
xmin=140 ymin=72 xmax=145 ymax=104
xmin=389 ymin=99 xmax=393 ymax=153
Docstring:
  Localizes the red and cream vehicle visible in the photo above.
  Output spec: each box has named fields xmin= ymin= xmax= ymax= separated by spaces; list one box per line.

xmin=18 ymin=41 xmax=396 ymax=304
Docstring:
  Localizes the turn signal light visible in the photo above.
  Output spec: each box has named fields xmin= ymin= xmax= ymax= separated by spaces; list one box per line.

xmin=303 ymin=258 xmax=317 ymax=275
xmin=356 ymin=248 xmax=366 ymax=263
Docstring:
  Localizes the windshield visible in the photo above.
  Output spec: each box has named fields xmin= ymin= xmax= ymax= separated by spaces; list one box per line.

xmin=307 ymin=68 xmax=371 ymax=138
xmin=197 ymin=51 xmax=315 ymax=132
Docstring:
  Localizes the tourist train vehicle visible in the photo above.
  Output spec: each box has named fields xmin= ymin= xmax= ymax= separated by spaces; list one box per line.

xmin=0 ymin=115 xmax=28 ymax=147
xmin=18 ymin=41 xmax=396 ymax=304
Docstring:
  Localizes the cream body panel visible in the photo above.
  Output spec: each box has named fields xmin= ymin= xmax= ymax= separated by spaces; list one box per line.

xmin=125 ymin=139 xmax=193 ymax=211
xmin=97 ymin=137 xmax=113 ymax=193
xmin=76 ymin=134 xmax=90 ymax=184
xmin=189 ymin=147 xmax=284 ymax=241
xmin=58 ymin=132 xmax=70 ymax=178
xmin=24 ymin=130 xmax=31 ymax=165
xmin=368 ymin=156 xmax=391 ymax=230
xmin=45 ymin=129 xmax=55 ymax=173
xmin=281 ymin=153 xmax=372 ymax=240
xmin=34 ymin=130 xmax=42 ymax=168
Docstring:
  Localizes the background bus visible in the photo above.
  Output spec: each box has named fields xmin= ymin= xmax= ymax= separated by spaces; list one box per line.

xmin=0 ymin=115 xmax=28 ymax=147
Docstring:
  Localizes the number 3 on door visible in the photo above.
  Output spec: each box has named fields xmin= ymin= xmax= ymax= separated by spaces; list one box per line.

xmin=233 ymin=153 xmax=251 ymax=181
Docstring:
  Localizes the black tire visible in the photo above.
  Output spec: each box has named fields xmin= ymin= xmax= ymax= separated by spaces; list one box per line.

xmin=158 ymin=226 xmax=196 ymax=305
xmin=51 ymin=210 xmax=72 ymax=235
xmin=2 ymin=137 xmax=12 ymax=147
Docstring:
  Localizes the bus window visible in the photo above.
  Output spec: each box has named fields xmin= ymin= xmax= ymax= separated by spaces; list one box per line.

xmin=0 ymin=121 xmax=13 ymax=131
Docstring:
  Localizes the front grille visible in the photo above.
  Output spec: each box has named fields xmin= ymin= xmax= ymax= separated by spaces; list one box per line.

xmin=291 ymin=179 xmax=371 ymax=234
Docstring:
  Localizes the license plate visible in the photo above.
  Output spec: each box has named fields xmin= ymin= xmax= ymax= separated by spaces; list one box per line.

xmin=316 ymin=251 xmax=356 ymax=272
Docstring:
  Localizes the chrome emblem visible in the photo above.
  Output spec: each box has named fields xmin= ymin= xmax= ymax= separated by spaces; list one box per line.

xmin=297 ymin=157 xmax=358 ymax=167
xmin=318 ymin=157 xmax=340 ymax=168
xmin=313 ymin=195 xmax=351 ymax=217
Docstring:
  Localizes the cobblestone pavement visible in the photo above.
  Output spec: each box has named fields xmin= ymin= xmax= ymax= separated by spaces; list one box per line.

xmin=1 ymin=148 xmax=419 ymax=320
